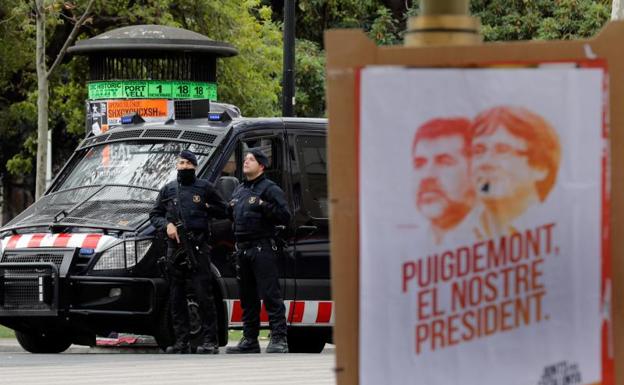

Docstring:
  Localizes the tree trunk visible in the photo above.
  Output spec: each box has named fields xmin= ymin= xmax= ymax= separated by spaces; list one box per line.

xmin=35 ymin=0 xmax=48 ymax=199
xmin=613 ymin=0 xmax=624 ymax=20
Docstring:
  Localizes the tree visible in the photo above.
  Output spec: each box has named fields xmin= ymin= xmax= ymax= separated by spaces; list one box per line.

xmin=34 ymin=0 xmax=95 ymax=198
xmin=613 ymin=0 xmax=624 ymax=19
xmin=468 ymin=0 xmax=611 ymax=41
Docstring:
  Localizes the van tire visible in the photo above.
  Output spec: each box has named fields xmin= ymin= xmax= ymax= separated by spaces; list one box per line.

xmin=15 ymin=330 xmax=72 ymax=353
xmin=287 ymin=327 xmax=326 ymax=353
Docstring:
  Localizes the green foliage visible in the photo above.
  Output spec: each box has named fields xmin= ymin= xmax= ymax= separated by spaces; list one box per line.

xmin=7 ymin=154 xmax=33 ymax=176
xmin=368 ymin=6 xmax=400 ymax=45
xmin=469 ymin=0 xmax=611 ymax=41
xmin=295 ymin=39 xmax=326 ymax=117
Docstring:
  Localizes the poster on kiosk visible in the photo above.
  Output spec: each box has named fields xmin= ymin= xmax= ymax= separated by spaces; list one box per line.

xmin=358 ymin=63 xmax=611 ymax=385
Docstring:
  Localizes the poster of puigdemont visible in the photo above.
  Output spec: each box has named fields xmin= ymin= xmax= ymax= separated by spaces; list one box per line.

xmin=358 ymin=63 xmax=612 ymax=385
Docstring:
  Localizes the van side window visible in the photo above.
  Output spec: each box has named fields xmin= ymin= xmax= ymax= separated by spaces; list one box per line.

xmin=241 ymin=136 xmax=284 ymax=188
xmin=220 ymin=152 xmax=237 ymax=177
xmin=296 ymin=135 xmax=327 ymax=219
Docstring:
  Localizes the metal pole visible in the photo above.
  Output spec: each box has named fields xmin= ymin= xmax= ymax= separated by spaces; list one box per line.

xmin=420 ymin=0 xmax=469 ymax=15
xmin=282 ymin=0 xmax=295 ymax=117
xmin=405 ymin=0 xmax=481 ymax=47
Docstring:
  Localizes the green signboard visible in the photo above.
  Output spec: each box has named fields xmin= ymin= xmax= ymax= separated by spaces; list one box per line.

xmin=88 ymin=80 xmax=217 ymax=100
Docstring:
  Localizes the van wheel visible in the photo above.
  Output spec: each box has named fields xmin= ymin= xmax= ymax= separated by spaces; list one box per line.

xmin=15 ymin=331 xmax=72 ymax=353
xmin=287 ymin=327 xmax=326 ymax=353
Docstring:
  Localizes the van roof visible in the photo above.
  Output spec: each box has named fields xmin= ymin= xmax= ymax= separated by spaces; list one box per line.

xmin=78 ymin=116 xmax=327 ymax=151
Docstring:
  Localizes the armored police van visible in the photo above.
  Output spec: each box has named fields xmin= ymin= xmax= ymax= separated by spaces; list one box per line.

xmin=0 ymin=25 xmax=331 ymax=353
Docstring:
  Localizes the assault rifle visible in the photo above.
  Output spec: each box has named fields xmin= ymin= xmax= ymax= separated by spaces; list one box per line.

xmin=172 ymin=220 xmax=199 ymax=272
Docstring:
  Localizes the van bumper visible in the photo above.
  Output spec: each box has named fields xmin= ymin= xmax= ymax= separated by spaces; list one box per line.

xmin=0 ymin=266 xmax=168 ymax=317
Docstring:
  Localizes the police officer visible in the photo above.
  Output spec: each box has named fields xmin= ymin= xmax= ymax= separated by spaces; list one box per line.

xmin=149 ymin=150 xmax=228 ymax=354
xmin=226 ymin=148 xmax=292 ymax=354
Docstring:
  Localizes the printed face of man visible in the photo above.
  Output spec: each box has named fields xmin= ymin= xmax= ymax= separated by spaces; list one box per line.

xmin=412 ymin=135 xmax=472 ymax=222
xmin=472 ymin=127 xmax=543 ymax=201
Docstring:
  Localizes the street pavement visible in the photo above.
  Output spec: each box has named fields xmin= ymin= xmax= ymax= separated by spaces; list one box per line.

xmin=0 ymin=338 xmax=336 ymax=385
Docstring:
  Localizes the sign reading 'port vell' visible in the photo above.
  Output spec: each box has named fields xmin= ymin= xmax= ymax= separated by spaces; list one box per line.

xmin=67 ymin=24 xmax=238 ymax=134
xmin=87 ymin=80 xmax=217 ymax=100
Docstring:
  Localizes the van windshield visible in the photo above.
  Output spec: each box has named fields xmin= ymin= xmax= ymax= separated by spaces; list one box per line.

xmin=2 ymin=141 xmax=216 ymax=232
xmin=57 ymin=141 xmax=215 ymax=191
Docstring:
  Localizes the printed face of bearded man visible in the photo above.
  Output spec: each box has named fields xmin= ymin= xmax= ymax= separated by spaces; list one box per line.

xmin=412 ymin=118 xmax=475 ymax=231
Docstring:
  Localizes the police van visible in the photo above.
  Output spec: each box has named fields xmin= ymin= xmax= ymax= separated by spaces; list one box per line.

xmin=0 ymin=102 xmax=331 ymax=353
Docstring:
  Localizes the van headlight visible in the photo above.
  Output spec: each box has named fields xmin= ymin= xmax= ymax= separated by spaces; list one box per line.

xmin=93 ymin=239 xmax=152 ymax=271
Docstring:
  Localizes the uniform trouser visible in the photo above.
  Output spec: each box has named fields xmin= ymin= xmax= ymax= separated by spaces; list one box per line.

xmin=237 ymin=239 xmax=287 ymax=340
xmin=168 ymin=241 xmax=218 ymax=345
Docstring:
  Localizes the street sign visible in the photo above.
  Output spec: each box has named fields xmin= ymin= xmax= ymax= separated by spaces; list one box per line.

xmin=87 ymin=80 xmax=217 ymax=100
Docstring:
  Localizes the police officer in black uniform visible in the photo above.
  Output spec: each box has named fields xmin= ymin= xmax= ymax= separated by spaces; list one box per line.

xmin=149 ymin=150 xmax=228 ymax=354
xmin=226 ymin=148 xmax=292 ymax=354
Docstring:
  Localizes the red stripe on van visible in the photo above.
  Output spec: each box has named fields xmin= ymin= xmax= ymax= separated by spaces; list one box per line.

xmin=260 ymin=303 xmax=269 ymax=322
xmin=53 ymin=233 xmax=71 ymax=247
xmin=82 ymin=234 xmax=102 ymax=249
xmin=316 ymin=302 xmax=332 ymax=323
xmin=231 ymin=300 xmax=243 ymax=322
xmin=27 ymin=234 xmax=46 ymax=248
xmin=288 ymin=301 xmax=305 ymax=323
xmin=6 ymin=235 xmax=21 ymax=249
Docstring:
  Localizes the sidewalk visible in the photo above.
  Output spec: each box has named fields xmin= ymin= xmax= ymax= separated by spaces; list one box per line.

xmin=0 ymin=337 xmax=336 ymax=385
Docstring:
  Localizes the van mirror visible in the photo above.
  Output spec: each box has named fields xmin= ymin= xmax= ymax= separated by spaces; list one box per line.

xmin=216 ymin=176 xmax=239 ymax=200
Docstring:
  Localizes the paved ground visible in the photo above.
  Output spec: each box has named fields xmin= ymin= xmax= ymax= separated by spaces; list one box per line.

xmin=0 ymin=339 xmax=336 ymax=385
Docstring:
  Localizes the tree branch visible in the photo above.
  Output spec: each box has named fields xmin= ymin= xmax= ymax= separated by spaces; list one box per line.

xmin=46 ymin=0 xmax=96 ymax=79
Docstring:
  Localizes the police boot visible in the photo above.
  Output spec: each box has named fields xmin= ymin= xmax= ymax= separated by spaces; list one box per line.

xmin=165 ymin=342 xmax=191 ymax=354
xmin=225 ymin=337 xmax=261 ymax=354
xmin=196 ymin=340 xmax=219 ymax=354
xmin=266 ymin=335 xmax=289 ymax=353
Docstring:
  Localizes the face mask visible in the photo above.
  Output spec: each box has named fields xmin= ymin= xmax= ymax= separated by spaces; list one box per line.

xmin=177 ymin=168 xmax=196 ymax=185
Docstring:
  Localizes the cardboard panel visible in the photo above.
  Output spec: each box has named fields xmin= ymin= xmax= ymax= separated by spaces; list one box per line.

xmin=325 ymin=21 xmax=624 ymax=385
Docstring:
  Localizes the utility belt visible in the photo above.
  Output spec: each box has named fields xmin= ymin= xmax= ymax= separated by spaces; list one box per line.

xmin=168 ymin=230 xmax=208 ymax=247
xmin=159 ymin=230 xmax=210 ymax=277
xmin=235 ymin=238 xmax=277 ymax=252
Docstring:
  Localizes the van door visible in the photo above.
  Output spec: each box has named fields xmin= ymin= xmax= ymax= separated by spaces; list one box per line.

xmin=285 ymin=126 xmax=331 ymax=325
xmin=209 ymin=128 xmax=296 ymax=306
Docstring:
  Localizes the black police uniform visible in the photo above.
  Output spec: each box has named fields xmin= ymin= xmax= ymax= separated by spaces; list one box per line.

xmin=149 ymin=172 xmax=228 ymax=354
xmin=226 ymin=172 xmax=291 ymax=353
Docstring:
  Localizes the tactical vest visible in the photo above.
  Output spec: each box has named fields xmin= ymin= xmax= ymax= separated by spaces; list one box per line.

xmin=230 ymin=177 xmax=275 ymax=241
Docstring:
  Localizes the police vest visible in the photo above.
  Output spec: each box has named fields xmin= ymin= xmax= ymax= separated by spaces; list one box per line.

xmin=161 ymin=179 xmax=214 ymax=232
xmin=230 ymin=176 xmax=276 ymax=241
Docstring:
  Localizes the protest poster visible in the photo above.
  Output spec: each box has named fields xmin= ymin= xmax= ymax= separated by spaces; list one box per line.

xmin=359 ymin=63 xmax=609 ymax=385
xmin=324 ymin=22 xmax=624 ymax=385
